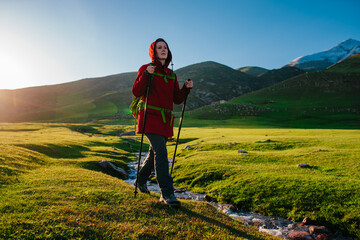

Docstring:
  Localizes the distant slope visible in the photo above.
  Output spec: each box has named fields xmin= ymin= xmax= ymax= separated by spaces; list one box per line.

xmin=254 ymin=66 xmax=305 ymax=89
xmin=0 ymin=72 xmax=137 ymax=122
xmin=172 ymin=61 xmax=257 ymax=110
xmin=237 ymin=66 xmax=268 ymax=77
xmin=189 ymin=56 xmax=360 ymax=128
xmin=325 ymin=52 xmax=360 ymax=73
xmin=287 ymin=38 xmax=360 ymax=72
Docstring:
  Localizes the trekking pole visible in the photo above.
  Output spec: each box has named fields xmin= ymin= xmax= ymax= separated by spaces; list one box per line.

xmin=170 ymin=79 xmax=192 ymax=176
xmin=134 ymin=68 xmax=154 ymax=198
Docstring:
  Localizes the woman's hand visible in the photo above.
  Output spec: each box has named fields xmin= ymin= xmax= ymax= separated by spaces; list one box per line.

xmin=185 ymin=80 xmax=193 ymax=89
xmin=146 ymin=65 xmax=156 ymax=74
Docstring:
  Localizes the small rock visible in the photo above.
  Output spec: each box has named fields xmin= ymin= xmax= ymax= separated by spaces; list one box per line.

xmin=301 ymin=217 xmax=312 ymax=225
xmin=264 ymin=139 xmax=271 ymax=143
xmin=233 ymin=142 xmax=237 ymax=145
xmin=297 ymin=163 xmax=311 ymax=168
xmin=287 ymin=230 xmax=313 ymax=240
xmin=203 ymin=194 xmax=215 ymax=202
xmin=314 ymin=233 xmax=332 ymax=240
xmin=259 ymin=227 xmax=283 ymax=237
xmin=174 ymin=188 xmax=186 ymax=193
xmin=184 ymin=145 xmax=193 ymax=150
xmin=252 ymin=218 xmax=265 ymax=227
xmin=288 ymin=223 xmax=297 ymax=229
xmin=309 ymin=226 xmax=329 ymax=235
xmin=255 ymin=141 xmax=262 ymax=143
xmin=119 ymin=131 xmax=135 ymax=136
xmin=238 ymin=150 xmax=248 ymax=153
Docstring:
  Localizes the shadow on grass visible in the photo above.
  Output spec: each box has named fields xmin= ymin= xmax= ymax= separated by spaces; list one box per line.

xmin=149 ymin=201 xmax=267 ymax=240
xmin=0 ymin=129 xmax=40 ymax=132
xmin=15 ymin=144 xmax=89 ymax=159
xmin=167 ymin=138 xmax=199 ymax=145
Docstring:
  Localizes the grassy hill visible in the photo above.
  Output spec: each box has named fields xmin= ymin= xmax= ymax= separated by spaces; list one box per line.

xmin=325 ymin=52 xmax=360 ymax=73
xmin=237 ymin=66 xmax=268 ymax=77
xmin=175 ymin=61 xmax=257 ymax=110
xmin=0 ymin=61 xmax=259 ymax=122
xmin=188 ymin=55 xmax=360 ymax=129
xmin=0 ymin=72 xmax=137 ymax=122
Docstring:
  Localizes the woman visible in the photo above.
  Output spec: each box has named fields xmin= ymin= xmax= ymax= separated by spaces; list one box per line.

xmin=132 ymin=38 xmax=193 ymax=207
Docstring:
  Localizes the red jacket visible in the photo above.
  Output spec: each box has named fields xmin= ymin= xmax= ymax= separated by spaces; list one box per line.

xmin=132 ymin=40 xmax=188 ymax=138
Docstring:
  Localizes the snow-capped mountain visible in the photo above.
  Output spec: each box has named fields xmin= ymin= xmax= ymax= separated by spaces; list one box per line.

xmin=287 ymin=38 xmax=360 ymax=71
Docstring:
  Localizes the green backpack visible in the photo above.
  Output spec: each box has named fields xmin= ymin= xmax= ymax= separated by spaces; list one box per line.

xmin=129 ymin=95 xmax=142 ymax=119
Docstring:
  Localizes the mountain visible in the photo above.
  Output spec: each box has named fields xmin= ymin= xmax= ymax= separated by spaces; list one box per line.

xmin=189 ymin=54 xmax=360 ymax=128
xmin=253 ymin=66 xmax=305 ymax=89
xmin=174 ymin=61 xmax=257 ymax=110
xmin=237 ymin=66 xmax=268 ymax=77
xmin=0 ymin=61 xmax=258 ymax=122
xmin=287 ymin=38 xmax=360 ymax=72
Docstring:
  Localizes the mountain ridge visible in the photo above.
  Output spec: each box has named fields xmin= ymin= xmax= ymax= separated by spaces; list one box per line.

xmin=287 ymin=38 xmax=360 ymax=71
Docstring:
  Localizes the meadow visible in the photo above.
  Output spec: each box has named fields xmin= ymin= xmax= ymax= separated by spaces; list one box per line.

xmin=0 ymin=121 xmax=359 ymax=239
xmin=0 ymin=122 xmax=278 ymax=240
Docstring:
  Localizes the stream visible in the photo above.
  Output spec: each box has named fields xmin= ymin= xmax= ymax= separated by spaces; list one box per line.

xmin=123 ymin=153 xmax=354 ymax=240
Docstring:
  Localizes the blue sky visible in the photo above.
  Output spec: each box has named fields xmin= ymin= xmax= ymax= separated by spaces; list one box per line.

xmin=0 ymin=0 xmax=359 ymax=89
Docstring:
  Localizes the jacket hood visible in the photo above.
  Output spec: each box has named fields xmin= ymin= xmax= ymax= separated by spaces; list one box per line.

xmin=149 ymin=38 xmax=172 ymax=68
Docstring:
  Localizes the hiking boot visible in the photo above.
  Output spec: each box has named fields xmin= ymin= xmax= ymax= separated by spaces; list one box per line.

xmin=138 ymin=183 xmax=150 ymax=194
xmin=160 ymin=193 xmax=181 ymax=208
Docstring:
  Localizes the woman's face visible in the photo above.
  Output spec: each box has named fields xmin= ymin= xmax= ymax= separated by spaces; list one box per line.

xmin=155 ymin=41 xmax=168 ymax=61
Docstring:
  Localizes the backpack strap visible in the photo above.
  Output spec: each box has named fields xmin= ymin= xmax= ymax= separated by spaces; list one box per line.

xmin=153 ymin=70 xmax=175 ymax=84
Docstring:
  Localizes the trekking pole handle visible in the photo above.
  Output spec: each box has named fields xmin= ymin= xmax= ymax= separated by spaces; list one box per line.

xmin=185 ymin=78 xmax=193 ymax=90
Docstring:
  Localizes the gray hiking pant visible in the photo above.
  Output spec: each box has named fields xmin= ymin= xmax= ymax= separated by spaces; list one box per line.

xmin=137 ymin=133 xmax=174 ymax=196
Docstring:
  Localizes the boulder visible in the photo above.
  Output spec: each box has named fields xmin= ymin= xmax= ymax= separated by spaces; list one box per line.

xmin=99 ymin=160 xmax=128 ymax=179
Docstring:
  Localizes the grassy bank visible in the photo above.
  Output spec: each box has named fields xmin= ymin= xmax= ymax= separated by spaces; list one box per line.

xmin=0 ymin=122 xmax=278 ymax=240
xmin=168 ymin=127 xmax=360 ymax=238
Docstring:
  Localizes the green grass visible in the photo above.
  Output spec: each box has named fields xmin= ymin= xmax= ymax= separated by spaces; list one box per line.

xmin=0 ymin=122 xmax=278 ymax=240
xmin=167 ymin=127 xmax=360 ymax=238
xmin=1 ymin=121 xmax=359 ymax=238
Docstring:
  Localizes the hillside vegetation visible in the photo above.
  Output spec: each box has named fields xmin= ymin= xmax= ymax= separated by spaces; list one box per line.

xmin=188 ymin=54 xmax=360 ymax=129
xmin=237 ymin=66 xmax=268 ymax=77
